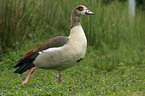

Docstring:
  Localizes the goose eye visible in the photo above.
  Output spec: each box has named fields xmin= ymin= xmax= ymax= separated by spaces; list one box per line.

xmin=77 ymin=7 xmax=83 ymax=11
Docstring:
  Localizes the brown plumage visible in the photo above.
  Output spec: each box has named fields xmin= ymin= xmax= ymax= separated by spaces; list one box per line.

xmin=21 ymin=36 xmax=69 ymax=60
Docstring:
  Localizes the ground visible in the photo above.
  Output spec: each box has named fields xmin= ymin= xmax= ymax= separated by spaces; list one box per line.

xmin=0 ymin=46 xmax=145 ymax=96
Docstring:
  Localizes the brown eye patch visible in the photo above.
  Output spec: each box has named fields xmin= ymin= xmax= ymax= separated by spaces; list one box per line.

xmin=77 ymin=7 xmax=83 ymax=11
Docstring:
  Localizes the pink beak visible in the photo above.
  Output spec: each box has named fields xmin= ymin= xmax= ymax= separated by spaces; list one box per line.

xmin=85 ymin=9 xmax=94 ymax=15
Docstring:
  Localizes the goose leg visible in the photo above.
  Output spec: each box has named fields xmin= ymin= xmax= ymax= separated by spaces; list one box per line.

xmin=22 ymin=67 xmax=37 ymax=84
xmin=58 ymin=71 xmax=63 ymax=86
xmin=58 ymin=73 xmax=62 ymax=86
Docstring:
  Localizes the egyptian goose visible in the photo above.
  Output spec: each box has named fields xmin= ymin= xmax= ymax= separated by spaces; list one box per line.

xmin=14 ymin=5 xmax=94 ymax=86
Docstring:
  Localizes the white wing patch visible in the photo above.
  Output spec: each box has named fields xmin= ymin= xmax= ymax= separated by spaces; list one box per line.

xmin=39 ymin=46 xmax=64 ymax=54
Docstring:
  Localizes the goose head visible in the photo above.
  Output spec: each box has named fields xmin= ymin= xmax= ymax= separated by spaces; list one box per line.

xmin=74 ymin=5 xmax=94 ymax=15
xmin=71 ymin=5 xmax=94 ymax=28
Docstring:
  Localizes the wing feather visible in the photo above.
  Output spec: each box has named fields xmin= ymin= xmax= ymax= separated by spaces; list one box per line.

xmin=21 ymin=36 xmax=69 ymax=60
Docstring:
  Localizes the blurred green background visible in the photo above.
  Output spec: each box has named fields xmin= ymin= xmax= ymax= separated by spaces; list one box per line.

xmin=0 ymin=0 xmax=144 ymax=52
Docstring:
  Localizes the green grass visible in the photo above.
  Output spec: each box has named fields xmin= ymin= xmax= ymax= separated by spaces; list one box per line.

xmin=0 ymin=0 xmax=145 ymax=95
xmin=0 ymin=45 xmax=145 ymax=96
xmin=1 ymin=0 xmax=145 ymax=51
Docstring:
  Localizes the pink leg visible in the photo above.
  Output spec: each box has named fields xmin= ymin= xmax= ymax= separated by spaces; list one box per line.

xmin=22 ymin=67 xmax=37 ymax=85
xmin=58 ymin=73 xmax=62 ymax=86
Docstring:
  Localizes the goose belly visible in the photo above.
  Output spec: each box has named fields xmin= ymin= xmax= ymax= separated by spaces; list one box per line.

xmin=33 ymin=44 xmax=85 ymax=70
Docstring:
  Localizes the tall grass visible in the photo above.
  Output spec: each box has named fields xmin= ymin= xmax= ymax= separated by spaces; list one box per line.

xmin=0 ymin=0 xmax=41 ymax=52
xmin=0 ymin=0 xmax=145 ymax=53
